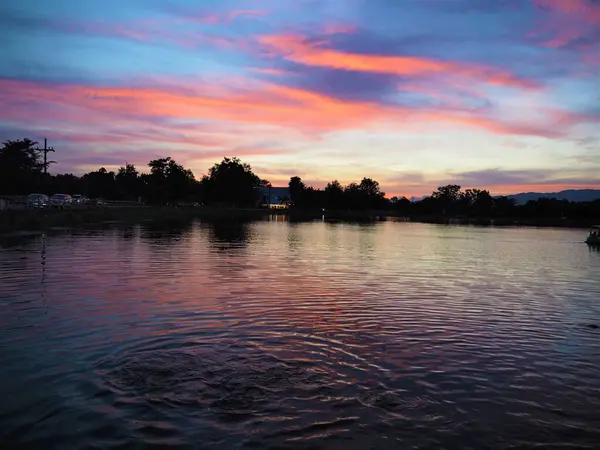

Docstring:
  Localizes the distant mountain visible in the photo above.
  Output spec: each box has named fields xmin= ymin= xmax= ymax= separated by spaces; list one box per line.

xmin=505 ymin=189 xmax=600 ymax=204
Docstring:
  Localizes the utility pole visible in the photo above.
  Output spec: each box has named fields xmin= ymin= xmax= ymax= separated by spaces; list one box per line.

xmin=39 ymin=138 xmax=55 ymax=175
xmin=34 ymin=139 xmax=56 ymax=194
xmin=34 ymin=138 xmax=55 ymax=175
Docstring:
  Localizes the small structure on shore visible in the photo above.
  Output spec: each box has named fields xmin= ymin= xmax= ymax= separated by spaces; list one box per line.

xmin=254 ymin=186 xmax=291 ymax=209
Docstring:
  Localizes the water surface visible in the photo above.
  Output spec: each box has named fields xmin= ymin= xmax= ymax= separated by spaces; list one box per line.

xmin=1 ymin=220 xmax=599 ymax=449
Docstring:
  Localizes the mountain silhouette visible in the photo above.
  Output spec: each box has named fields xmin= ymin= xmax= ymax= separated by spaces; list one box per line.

xmin=506 ymin=189 xmax=600 ymax=204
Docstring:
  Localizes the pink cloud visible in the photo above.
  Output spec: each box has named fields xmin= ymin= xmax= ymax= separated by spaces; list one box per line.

xmin=321 ymin=23 xmax=357 ymax=35
xmin=258 ymin=33 xmax=538 ymax=89
xmin=534 ymin=0 xmax=600 ymax=19
xmin=68 ymin=149 xmax=286 ymax=177
xmin=41 ymin=129 xmax=229 ymax=148
xmin=0 ymin=76 xmax=593 ymax=150
xmin=531 ymin=0 xmax=600 ymax=52
xmin=249 ymin=67 xmax=289 ymax=76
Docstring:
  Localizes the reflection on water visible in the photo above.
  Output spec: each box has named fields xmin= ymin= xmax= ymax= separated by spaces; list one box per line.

xmin=1 ymin=220 xmax=600 ymax=449
xmin=208 ymin=220 xmax=251 ymax=252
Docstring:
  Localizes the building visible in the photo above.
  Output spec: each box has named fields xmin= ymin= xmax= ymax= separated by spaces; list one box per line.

xmin=254 ymin=186 xmax=291 ymax=209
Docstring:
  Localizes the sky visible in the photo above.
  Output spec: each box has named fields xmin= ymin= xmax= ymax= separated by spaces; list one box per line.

xmin=0 ymin=0 xmax=599 ymax=197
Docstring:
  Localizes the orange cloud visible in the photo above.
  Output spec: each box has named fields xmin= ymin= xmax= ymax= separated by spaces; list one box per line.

xmin=258 ymin=34 xmax=537 ymax=89
xmin=41 ymin=130 xmax=230 ymax=148
xmin=0 ymin=77 xmax=590 ymax=142
xmin=248 ymin=67 xmax=289 ymax=76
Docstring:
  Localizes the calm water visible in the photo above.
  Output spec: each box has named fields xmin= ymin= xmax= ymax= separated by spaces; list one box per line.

xmin=1 ymin=219 xmax=599 ymax=449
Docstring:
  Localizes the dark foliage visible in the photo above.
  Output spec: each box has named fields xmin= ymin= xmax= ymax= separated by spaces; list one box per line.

xmin=201 ymin=157 xmax=266 ymax=207
xmin=1 ymin=138 xmax=599 ymax=221
xmin=0 ymin=138 xmax=45 ymax=194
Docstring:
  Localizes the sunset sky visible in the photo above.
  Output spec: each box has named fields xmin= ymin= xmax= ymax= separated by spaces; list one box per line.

xmin=1 ymin=0 xmax=599 ymax=197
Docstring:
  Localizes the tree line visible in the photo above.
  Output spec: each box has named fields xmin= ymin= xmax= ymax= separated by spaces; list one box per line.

xmin=0 ymin=138 xmax=268 ymax=206
xmin=1 ymin=138 xmax=599 ymax=220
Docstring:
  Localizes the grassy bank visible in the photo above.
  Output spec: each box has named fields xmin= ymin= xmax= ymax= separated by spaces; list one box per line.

xmin=0 ymin=206 xmax=283 ymax=233
xmin=0 ymin=206 xmax=401 ymax=233
xmin=1 ymin=206 xmax=597 ymax=234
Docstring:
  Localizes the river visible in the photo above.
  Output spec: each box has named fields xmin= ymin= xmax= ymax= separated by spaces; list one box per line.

xmin=1 ymin=219 xmax=599 ymax=449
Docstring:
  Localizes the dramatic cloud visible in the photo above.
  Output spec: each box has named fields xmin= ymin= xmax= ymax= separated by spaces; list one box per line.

xmin=1 ymin=0 xmax=599 ymax=194
xmin=258 ymin=33 xmax=537 ymax=89
xmin=530 ymin=0 xmax=600 ymax=61
xmin=4 ymin=77 xmax=593 ymax=141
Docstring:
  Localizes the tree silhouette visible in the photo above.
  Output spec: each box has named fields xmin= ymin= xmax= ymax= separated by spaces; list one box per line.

xmin=203 ymin=157 xmax=265 ymax=207
xmin=0 ymin=138 xmax=44 ymax=194
xmin=81 ymin=167 xmax=117 ymax=199
xmin=116 ymin=163 xmax=141 ymax=200
xmin=325 ymin=180 xmax=344 ymax=209
xmin=288 ymin=176 xmax=306 ymax=205
xmin=460 ymin=189 xmax=493 ymax=217
xmin=2 ymin=136 xmax=600 ymax=224
xmin=145 ymin=157 xmax=196 ymax=205
xmin=431 ymin=184 xmax=462 ymax=216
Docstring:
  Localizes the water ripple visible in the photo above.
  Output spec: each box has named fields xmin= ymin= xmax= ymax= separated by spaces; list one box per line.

xmin=1 ymin=221 xmax=600 ymax=449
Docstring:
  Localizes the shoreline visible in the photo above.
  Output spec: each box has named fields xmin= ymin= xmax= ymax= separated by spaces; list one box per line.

xmin=0 ymin=206 xmax=597 ymax=234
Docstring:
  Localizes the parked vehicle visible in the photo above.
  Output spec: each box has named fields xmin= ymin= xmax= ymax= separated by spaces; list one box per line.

xmin=71 ymin=194 xmax=89 ymax=205
xmin=50 ymin=194 xmax=73 ymax=208
xmin=27 ymin=193 xmax=50 ymax=209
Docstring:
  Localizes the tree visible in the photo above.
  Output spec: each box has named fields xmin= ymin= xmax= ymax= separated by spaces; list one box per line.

xmin=339 ymin=178 xmax=386 ymax=210
xmin=472 ymin=189 xmax=493 ymax=217
xmin=203 ymin=157 xmax=264 ymax=207
xmin=431 ymin=184 xmax=462 ymax=216
xmin=288 ymin=176 xmax=306 ymax=205
xmin=145 ymin=157 xmax=196 ymax=204
xmin=359 ymin=177 xmax=386 ymax=209
xmin=432 ymin=184 xmax=462 ymax=202
xmin=48 ymin=173 xmax=82 ymax=196
xmin=458 ymin=188 xmax=492 ymax=216
xmin=489 ymin=196 xmax=516 ymax=218
xmin=0 ymin=138 xmax=44 ymax=194
xmin=116 ymin=163 xmax=140 ymax=200
xmin=81 ymin=167 xmax=117 ymax=199
xmin=390 ymin=196 xmax=411 ymax=214
xmin=325 ymin=180 xmax=344 ymax=209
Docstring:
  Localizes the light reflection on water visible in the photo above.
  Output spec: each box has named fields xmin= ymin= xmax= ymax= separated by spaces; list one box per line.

xmin=1 ymin=220 xmax=600 ymax=449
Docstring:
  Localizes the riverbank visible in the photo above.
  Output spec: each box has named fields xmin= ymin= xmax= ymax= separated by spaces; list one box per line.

xmin=0 ymin=206 xmax=597 ymax=233
xmin=0 ymin=206 xmax=281 ymax=233
xmin=411 ymin=215 xmax=598 ymax=228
